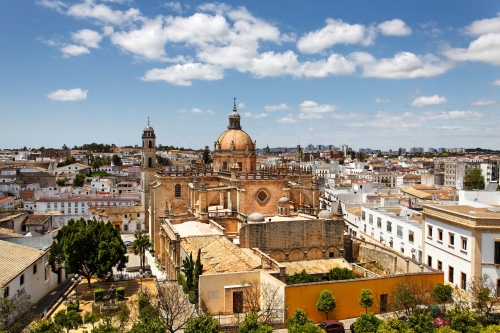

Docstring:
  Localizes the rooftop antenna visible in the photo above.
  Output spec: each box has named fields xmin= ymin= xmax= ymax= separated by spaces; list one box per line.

xmin=148 ymin=116 xmax=150 ymax=126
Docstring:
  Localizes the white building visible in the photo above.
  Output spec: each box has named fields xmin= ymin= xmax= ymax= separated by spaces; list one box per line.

xmin=422 ymin=204 xmax=500 ymax=289
xmin=91 ymin=179 xmax=112 ymax=193
xmin=0 ymin=197 xmax=15 ymax=209
xmin=360 ymin=207 xmax=424 ymax=262
xmin=0 ymin=240 xmax=67 ymax=305
xmin=53 ymin=163 xmax=90 ymax=179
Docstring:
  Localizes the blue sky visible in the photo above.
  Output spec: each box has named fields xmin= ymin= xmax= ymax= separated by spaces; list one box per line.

xmin=1 ymin=1 xmax=500 ymax=151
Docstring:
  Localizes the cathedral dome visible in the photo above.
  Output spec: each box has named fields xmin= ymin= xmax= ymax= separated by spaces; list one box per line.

xmin=318 ymin=210 xmax=334 ymax=219
xmin=144 ymin=125 xmax=154 ymax=132
xmin=278 ymin=197 xmax=290 ymax=204
xmin=216 ymin=129 xmax=254 ymax=151
xmin=247 ymin=212 xmax=265 ymax=223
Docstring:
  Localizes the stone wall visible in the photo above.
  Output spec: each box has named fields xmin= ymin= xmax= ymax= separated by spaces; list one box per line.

xmin=240 ymin=218 xmax=344 ymax=261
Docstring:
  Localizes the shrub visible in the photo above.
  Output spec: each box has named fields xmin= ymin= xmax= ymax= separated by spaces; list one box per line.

xmin=328 ymin=267 xmax=356 ymax=281
xmin=67 ymin=299 xmax=79 ymax=311
xmin=188 ymin=290 xmax=196 ymax=304
xmin=94 ymin=288 xmax=104 ymax=303
xmin=116 ymin=287 xmax=125 ymax=301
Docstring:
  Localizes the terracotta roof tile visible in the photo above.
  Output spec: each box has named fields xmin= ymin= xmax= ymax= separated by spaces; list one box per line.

xmin=0 ymin=240 xmax=44 ymax=286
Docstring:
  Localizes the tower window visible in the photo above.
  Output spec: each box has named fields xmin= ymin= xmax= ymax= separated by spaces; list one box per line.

xmin=149 ymin=140 xmax=152 ymax=148
xmin=175 ymin=184 xmax=181 ymax=197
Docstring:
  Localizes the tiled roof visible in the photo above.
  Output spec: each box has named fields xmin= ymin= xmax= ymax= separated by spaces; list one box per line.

xmin=25 ymin=214 xmax=51 ymax=226
xmin=0 ymin=240 xmax=44 ymax=286
xmin=0 ymin=197 xmax=14 ymax=204
xmin=281 ymin=258 xmax=350 ymax=275
xmin=181 ymin=235 xmax=260 ymax=274
xmin=0 ymin=227 xmax=24 ymax=238
xmin=0 ymin=213 xmax=26 ymax=223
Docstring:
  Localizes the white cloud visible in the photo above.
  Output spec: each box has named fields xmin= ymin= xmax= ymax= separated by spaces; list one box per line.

xmin=422 ymin=110 xmax=484 ymax=120
xmin=444 ymin=33 xmax=500 ymax=65
xmin=492 ymin=80 xmax=500 ymax=86
xmin=60 ymin=44 xmax=90 ymax=57
xmin=141 ymin=63 xmax=224 ymax=86
xmin=298 ymin=100 xmax=340 ymax=118
xmin=192 ymin=108 xmax=202 ymax=113
xmin=351 ymin=51 xmax=451 ymax=79
xmin=38 ymin=0 xmax=66 ymax=12
xmin=264 ymin=103 xmax=292 ymax=112
xmin=66 ymin=0 xmax=143 ymax=26
xmin=111 ymin=16 xmax=169 ymax=60
xmin=464 ymin=14 xmax=500 ymax=36
xmin=470 ymin=97 xmax=500 ymax=106
xmin=72 ymin=29 xmax=102 ymax=48
xmin=410 ymin=95 xmax=447 ymax=108
xmin=243 ymin=112 xmax=267 ymax=118
xmin=207 ymin=110 xmax=215 ymax=114
xmin=420 ymin=21 xmax=442 ymax=37
xmin=375 ymin=98 xmax=390 ymax=103
xmin=238 ymin=102 xmax=246 ymax=109
xmin=277 ymin=114 xmax=296 ymax=123
xmin=163 ymin=2 xmax=182 ymax=14
xmin=47 ymin=88 xmax=88 ymax=101
xmin=297 ymin=18 xmax=376 ymax=54
xmin=378 ymin=19 xmax=412 ymax=36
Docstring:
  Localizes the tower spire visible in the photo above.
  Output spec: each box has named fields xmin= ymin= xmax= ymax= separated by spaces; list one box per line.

xmin=148 ymin=116 xmax=150 ymax=126
xmin=233 ymin=97 xmax=237 ymax=112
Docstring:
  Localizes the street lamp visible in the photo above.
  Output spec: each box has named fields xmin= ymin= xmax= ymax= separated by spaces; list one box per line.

xmin=71 ymin=274 xmax=82 ymax=296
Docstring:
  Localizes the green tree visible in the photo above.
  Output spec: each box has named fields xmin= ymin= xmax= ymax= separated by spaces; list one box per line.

xmin=111 ymin=155 xmax=122 ymax=166
xmin=54 ymin=310 xmax=83 ymax=333
xmin=354 ymin=313 xmax=383 ymax=333
xmin=90 ymin=323 xmax=119 ymax=333
xmin=202 ymin=146 xmax=212 ymax=165
xmin=49 ymin=218 xmax=128 ymax=286
xmin=464 ymin=168 xmax=485 ymax=190
xmin=0 ymin=288 xmax=38 ymax=333
xmin=156 ymin=156 xmax=171 ymax=167
xmin=376 ymin=318 xmax=413 ymax=333
xmin=481 ymin=325 xmax=500 ymax=333
xmin=359 ymin=289 xmax=375 ymax=313
xmin=447 ymin=305 xmax=482 ymax=333
xmin=129 ymin=317 xmax=167 ymax=333
xmin=468 ymin=274 xmax=500 ymax=318
xmin=28 ymin=318 xmax=63 ymax=333
xmin=192 ymin=249 xmax=203 ymax=303
xmin=407 ymin=308 xmax=435 ymax=333
xmin=132 ymin=232 xmax=153 ymax=272
xmin=328 ymin=267 xmax=356 ymax=281
xmin=184 ymin=313 xmax=219 ymax=333
xmin=181 ymin=253 xmax=195 ymax=292
xmin=316 ymin=289 xmax=336 ymax=320
xmin=285 ymin=270 xmax=314 ymax=285
xmin=287 ymin=309 xmax=323 ymax=333
xmin=56 ymin=178 xmax=67 ymax=187
xmin=238 ymin=312 xmax=273 ymax=333
xmin=389 ymin=280 xmax=432 ymax=317
xmin=431 ymin=283 xmax=453 ymax=311
xmin=73 ymin=174 xmax=86 ymax=187
xmin=83 ymin=312 xmax=99 ymax=330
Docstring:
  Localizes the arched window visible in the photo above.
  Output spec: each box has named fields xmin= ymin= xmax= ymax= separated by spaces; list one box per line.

xmin=149 ymin=140 xmax=152 ymax=148
xmin=148 ymin=157 xmax=152 ymax=168
xmin=175 ymin=184 xmax=181 ymax=197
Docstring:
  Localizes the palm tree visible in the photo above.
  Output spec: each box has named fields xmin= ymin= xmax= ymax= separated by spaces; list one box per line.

xmin=132 ymin=232 xmax=153 ymax=272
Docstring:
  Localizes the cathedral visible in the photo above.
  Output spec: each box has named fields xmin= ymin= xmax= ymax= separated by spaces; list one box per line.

xmin=141 ymin=102 xmax=346 ymax=276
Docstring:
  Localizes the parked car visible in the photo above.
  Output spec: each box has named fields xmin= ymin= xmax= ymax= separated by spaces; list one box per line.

xmin=349 ymin=321 xmax=356 ymax=333
xmin=123 ymin=240 xmax=133 ymax=246
xmin=434 ymin=317 xmax=451 ymax=327
xmin=318 ymin=320 xmax=345 ymax=333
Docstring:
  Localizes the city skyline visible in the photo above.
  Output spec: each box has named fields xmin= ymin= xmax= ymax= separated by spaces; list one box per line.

xmin=1 ymin=1 xmax=500 ymax=149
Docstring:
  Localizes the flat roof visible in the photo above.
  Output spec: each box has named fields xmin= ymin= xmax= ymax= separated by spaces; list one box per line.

xmin=173 ymin=221 xmax=223 ymax=238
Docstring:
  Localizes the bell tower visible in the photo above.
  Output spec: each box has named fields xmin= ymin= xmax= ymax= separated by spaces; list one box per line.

xmin=141 ymin=117 xmax=156 ymax=169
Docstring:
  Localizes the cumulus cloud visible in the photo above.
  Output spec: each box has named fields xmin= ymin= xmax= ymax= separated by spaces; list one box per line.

xmin=375 ymin=98 xmax=390 ymax=103
xmin=163 ymin=2 xmax=182 ymax=14
xmin=141 ymin=63 xmax=224 ymax=86
xmin=470 ymin=97 xmax=500 ymax=106
xmin=492 ymin=79 xmax=500 ymax=86
xmin=464 ymin=14 xmax=500 ymax=36
xmin=60 ymin=44 xmax=90 ymax=57
xmin=66 ymin=0 xmax=144 ymax=25
xmin=378 ymin=19 xmax=412 ymax=36
xmin=277 ymin=113 xmax=296 ymax=123
xmin=47 ymin=88 xmax=88 ymax=101
xmin=410 ymin=95 xmax=447 ymax=107
xmin=420 ymin=21 xmax=443 ymax=37
xmin=72 ymin=29 xmax=102 ymax=48
xmin=243 ymin=112 xmax=267 ymax=118
xmin=297 ymin=18 xmax=376 ymax=54
xmin=264 ymin=103 xmax=292 ymax=111
xmin=422 ymin=110 xmax=484 ymax=120
xmin=351 ymin=51 xmax=451 ymax=78
xmin=298 ymin=100 xmax=340 ymax=118
xmin=444 ymin=33 xmax=500 ymax=65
